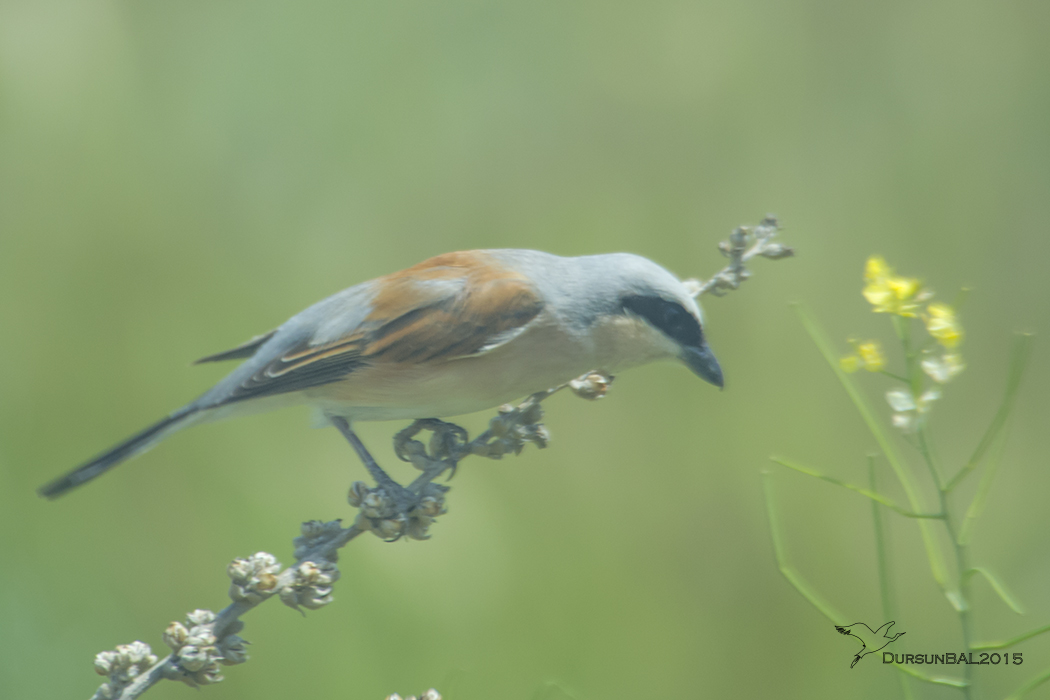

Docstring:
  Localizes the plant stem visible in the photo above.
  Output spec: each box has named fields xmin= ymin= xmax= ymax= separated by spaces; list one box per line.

xmin=761 ymin=471 xmax=848 ymax=624
xmin=880 ymin=370 xmax=912 ymax=383
xmin=914 ymin=425 xmax=973 ymax=697
xmin=892 ymin=315 xmax=923 ymax=398
xmin=770 ymin=456 xmax=944 ymax=518
xmin=973 ymin=623 xmax=1050 ymax=651
xmin=949 ymin=504 xmax=975 ymax=698
xmin=945 ymin=333 xmax=1034 ymax=492
xmin=870 ymin=457 xmax=915 ymax=699
xmin=870 ymin=456 xmax=895 ymax=624
xmin=898 ymin=310 xmax=974 ymax=698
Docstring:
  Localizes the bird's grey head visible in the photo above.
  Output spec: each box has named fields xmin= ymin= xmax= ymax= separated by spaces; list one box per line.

xmin=548 ymin=252 xmax=725 ymax=388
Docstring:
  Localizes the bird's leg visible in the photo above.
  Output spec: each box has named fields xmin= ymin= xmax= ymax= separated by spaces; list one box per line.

xmin=329 ymin=416 xmax=417 ymax=515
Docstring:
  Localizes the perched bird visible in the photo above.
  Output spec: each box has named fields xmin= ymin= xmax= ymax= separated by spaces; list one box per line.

xmin=39 ymin=249 xmax=723 ymax=499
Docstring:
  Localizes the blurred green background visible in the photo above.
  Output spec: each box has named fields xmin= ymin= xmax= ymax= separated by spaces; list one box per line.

xmin=2 ymin=1 xmax=1049 ymax=698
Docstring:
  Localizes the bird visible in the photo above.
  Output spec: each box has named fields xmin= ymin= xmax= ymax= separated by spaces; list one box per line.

xmin=39 ymin=249 xmax=724 ymax=499
xmin=835 ymin=622 xmax=905 ymax=668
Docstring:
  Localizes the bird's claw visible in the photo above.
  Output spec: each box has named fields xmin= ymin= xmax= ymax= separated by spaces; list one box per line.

xmin=393 ymin=418 xmax=466 ymax=481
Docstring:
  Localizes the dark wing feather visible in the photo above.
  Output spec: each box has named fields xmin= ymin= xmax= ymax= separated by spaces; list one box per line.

xmin=194 ymin=331 xmax=277 ymax=364
xmin=223 ymin=338 xmax=367 ymax=403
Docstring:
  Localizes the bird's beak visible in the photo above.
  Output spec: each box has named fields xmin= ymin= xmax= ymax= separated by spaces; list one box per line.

xmin=682 ymin=342 xmax=724 ymax=388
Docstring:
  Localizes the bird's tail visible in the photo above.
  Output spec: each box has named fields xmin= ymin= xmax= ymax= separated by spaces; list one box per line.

xmin=38 ymin=406 xmax=202 ymax=499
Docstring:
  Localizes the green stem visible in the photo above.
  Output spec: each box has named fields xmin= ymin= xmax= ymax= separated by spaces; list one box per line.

xmin=770 ymin=456 xmax=943 ymax=518
xmin=870 ymin=456 xmax=895 ymax=624
xmin=761 ymin=471 xmax=846 ymax=624
xmin=892 ymin=315 xmax=924 ymax=398
xmin=916 ymin=426 xmax=944 ymax=490
xmin=879 ymin=370 xmax=912 ymax=383
xmin=916 ymin=423 xmax=973 ymax=697
xmin=946 ymin=333 xmax=1034 ymax=492
xmin=1005 ymin=666 xmax=1050 ymax=700
xmin=973 ymin=623 xmax=1050 ymax=651
xmin=870 ymin=457 xmax=914 ymax=699
xmin=964 ymin=567 xmax=1025 ymax=615
xmin=949 ymin=502 xmax=975 ymax=698
xmin=959 ymin=427 xmax=1013 ymax=546
xmin=894 ymin=663 xmax=968 ymax=689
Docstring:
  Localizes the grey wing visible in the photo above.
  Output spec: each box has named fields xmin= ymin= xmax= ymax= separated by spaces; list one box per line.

xmin=191 ymin=284 xmax=377 ymax=409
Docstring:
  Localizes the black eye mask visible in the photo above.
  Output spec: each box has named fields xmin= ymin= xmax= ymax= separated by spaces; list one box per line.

xmin=620 ymin=294 xmax=703 ymax=348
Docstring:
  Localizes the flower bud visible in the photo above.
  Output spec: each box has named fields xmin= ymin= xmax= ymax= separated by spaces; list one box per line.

xmin=186 ymin=609 xmax=216 ymax=626
xmin=227 ymin=558 xmax=253 ymax=583
xmin=361 ymin=491 xmax=391 ymax=519
xmin=256 ymin=573 xmax=278 ymax=592
xmin=759 ymin=243 xmax=794 ymax=259
xmin=417 ymin=496 xmax=443 ymax=517
xmin=186 ymin=627 xmax=216 ymax=648
xmin=94 ymin=651 xmax=117 ymax=676
xmin=115 ymin=641 xmax=155 ymax=668
xmin=279 ymin=585 xmax=299 ymax=610
xmin=300 ymin=520 xmax=325 ymax=538
xmin=178 ymin=646 xmax=209 ymax=672
xmin=347 ymin=481 xmax=370 ymax=507
xmin=217 ymin=635 xmax=250 ymax=665
xmin=163 ymin=622 xmax=189 ymax=650
xmin=375 ymin=517 xmax=405 ymax=540
xmin=188 ymin=660 xmax=224 ymax=685
xmin=249 ymin=552 xmax=279 ymax=572
xmin=301 ymin=587 xmax=334 ymax=610
xmin=569 ymin=372 xmax=612 ymax=400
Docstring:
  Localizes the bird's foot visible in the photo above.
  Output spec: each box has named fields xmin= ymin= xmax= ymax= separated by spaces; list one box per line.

xmin=330 ymin=416 xmax=421 ymax=540
xmin=394 ymin=418 xmax=469 ymax=481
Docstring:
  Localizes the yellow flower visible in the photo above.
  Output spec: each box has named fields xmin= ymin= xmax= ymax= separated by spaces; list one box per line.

xmin=861 ymin=255 xmax=924 ymax=317
xmin=840 ymin=354 xmax=860 ymax=373
xmin=840 ymin=339 xmax=885 ymax=373
xmin=924 ymin=303 xmax=963 ymax=348
xmin=864 ymin=255 xmax=891 ymax=282
xmin=857 ymin=341 xmax=886 ymax=372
